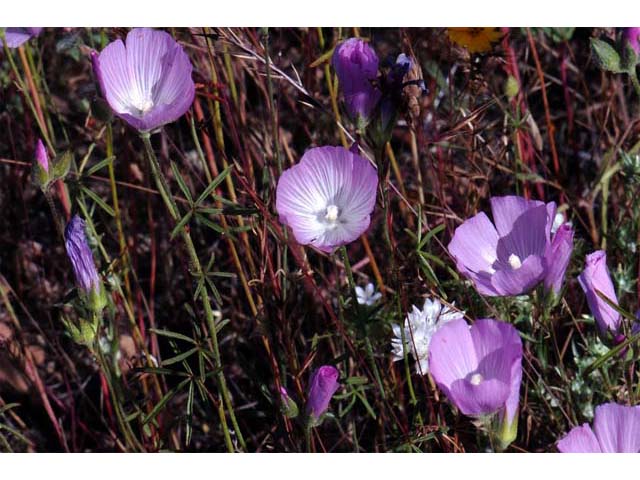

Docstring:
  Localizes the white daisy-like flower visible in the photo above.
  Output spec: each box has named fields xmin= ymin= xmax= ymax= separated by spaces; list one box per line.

xmin=355 ymin=283 xmax=382 ymax=306
xmin=391 ymin=298 xmax=464 ymax=375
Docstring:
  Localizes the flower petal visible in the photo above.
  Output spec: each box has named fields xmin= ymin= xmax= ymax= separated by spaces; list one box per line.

xmin=593 ymin=403 xmax=640 ymax=453
xmin=429 ymin=319 xmax=478 ymax=392
xmin=557 ymin=424 xmax=602 ymax=453
xmin=494 ymin=203 xmax=549 ymax=262
xmin=449 ymin=377 xmax=510 ymax=417
xmin=490 ymin=254 xmax=545 ymax=296
xmin=448 ymin=211 xmax=499 ymax=280
xmin=490 ymin=196 xmax=547 ymax=238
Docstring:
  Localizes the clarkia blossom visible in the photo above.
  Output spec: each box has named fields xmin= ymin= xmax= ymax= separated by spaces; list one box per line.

xmin=391 ymin=298 xmax=463 ymax=375
xmin=0 ymin=28 xmax=42 ymax=48
xmin=448 ymin=195 xmax=574 ymax=297
xmin=275 ymin=146 xmax=378 ymax=253
xmin=578 ymin=251 xmax=621 ymax=336
xmin=557 ymin=403 xmax=640 ymax=453
xmin=429 ymin=318 xmax=522 ymax=430
xmin=64 ymin=215 xmax=101 ymax=295
xmin=35 ymin=138 xmax=49 ymax=172
xmin=355 ymin=283 xmax=382 ymax=306
xmin=306 ymin=365 xmax=340 ymax=422
xmin=92 ymin=27 xmax=195 ymax=132
xmin=332 ymin=38 xmax=381 ymax=129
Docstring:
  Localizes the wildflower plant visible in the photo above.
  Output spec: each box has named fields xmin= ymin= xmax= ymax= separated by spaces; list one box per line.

xmin=5 ymin=26 xmax=640 ymax=455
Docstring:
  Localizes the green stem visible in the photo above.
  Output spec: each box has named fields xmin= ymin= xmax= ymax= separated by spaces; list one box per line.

xmin=339 ymin=246 xmax=386 ymax=400
xmin=305 ymin=424 xmax=312 ymax=453
xmin=93 ymin=337 xmax=144 ymax=452
xmin=141 ymin=133 xmax=244 ymax=452
xmin=106 ymin=124 xmax=132 ymax=299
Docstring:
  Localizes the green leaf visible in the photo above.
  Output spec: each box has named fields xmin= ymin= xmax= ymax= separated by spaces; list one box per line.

xmin=149 ymin=328 xmax=196 ymax=344
xmin=185 ymin=381 xmax=194 ymax=446
xmin=52 ymin=150 xmax=73 ymax=179
xmin=170 ymin=162 xmax=193 ymax=205
xmin=591 ymin=38 xmax=624 ymax=73
xmin=417 ymin=223 xmax=445 ymax=250
xmin=142 ymin=378 xmax=190 ymax=425
xmin=195 ymin=213 xmax=231 ymax=237
xmin=140 ymin=367 xmax=190 ymax=377
xmin=161 ymin=347 xmax=199 ymax=366
xmin=86 ymin=156 xmax=116 ymax=176
xmin=170 ymin=211 xmax=193 ymax=240
xmin=81 ymin=186 xmax=115 ymax=217
xmin=195 ymin=165 xmax=233 ymax=206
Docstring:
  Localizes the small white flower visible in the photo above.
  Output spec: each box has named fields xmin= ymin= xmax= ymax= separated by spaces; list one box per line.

xmin=355 ymin=283 xmax=382 ymax=306
xmin=391 ymin=298 xmax=464 ymax=375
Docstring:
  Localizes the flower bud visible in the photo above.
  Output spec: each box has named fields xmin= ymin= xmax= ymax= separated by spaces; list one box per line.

xmin=35 ymin=139 xmax=49 ymax=172
xmin=33 ymin=139 xmax=51 ymax=190
xmin=279 ymin=387 xmax=299 ymax=419
xmin=332 ymin=38 xmax=381 ymax=131
xmin=578 ymin=251 xmax=620 ymax=337
xmin=61 ymin=312 xmax=99 ymax=347
xmin=306 ymin=365 xmax=339 ymax=426
xmin=64 ymin=215 xmax=105 ymax=312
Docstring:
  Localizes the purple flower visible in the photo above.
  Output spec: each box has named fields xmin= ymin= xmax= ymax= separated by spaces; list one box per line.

xmin=448 ymin=195 xmax=573 ymax=296
xmin=429 ymin=318 xmax=522 ymax=426
xmin=624 ymin=28 xmax=640 ymax=55
xmin=0 ymin=28 xmax=42 ymax=48
xmin=64 ymin=215 xmax=101 ymax=295
xmin=92 ymin=28 xmax=195 ymax=132
xmin=558 ymin=403 xmax=640 ymax=452
xmin=578 ymin=251 xmax=620 ymax=336
xmin=332 ymin=38 xmax=381 ymax=129
xmin=275 ymin=146 xmax=378 ymax=253
xmin=35 ymin=138 xmax=49 ymax=172
xmin=306 ymin=365 xmax=340 ymax=421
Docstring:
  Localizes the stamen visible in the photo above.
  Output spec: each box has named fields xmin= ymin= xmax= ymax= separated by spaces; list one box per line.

xmin=470 ymin=373 xmax=483 ymax=386
xmin=130 ymin=98 xmax=155 ymax=116
xmin=325 ymin=205 xmax=339 ymax=223
xmin=508 ymin=254 xmax=522 ymax=270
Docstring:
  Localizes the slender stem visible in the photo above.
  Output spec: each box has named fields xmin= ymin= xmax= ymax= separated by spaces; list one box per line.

xmin=340 ymin=246 xmax=386 ymax=400
xmin=304 ymin=424 xmax=312 ymax=453
xmin=264 ymin=28 xmax=282 ymax=176
xmin=106 ymin=124 xmax=132 ymax=300
xmin=93 ymin=337 xmax=144 ymax=452
xmin=141 ymin=133 xmax=244 ymax=452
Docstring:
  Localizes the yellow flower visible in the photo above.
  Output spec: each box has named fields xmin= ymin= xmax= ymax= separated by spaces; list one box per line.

xmin=447 ymin=28 xmax=504 ymax=53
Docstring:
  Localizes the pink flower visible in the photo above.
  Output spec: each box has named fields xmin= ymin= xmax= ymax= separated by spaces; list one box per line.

xmin=276 ymin=146 xmax=378 ymax=253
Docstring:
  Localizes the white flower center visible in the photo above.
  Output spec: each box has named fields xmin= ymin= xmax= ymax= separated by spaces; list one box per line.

xmin=508 ymin=253 xmax=522 ymax=270
xmin=130 ymin=97 xmax=155 ymax=116
xmin=324 ymin=204 xmax=340 ymax=224
xmin=470 ymin=373 xmax=483 ymax=386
